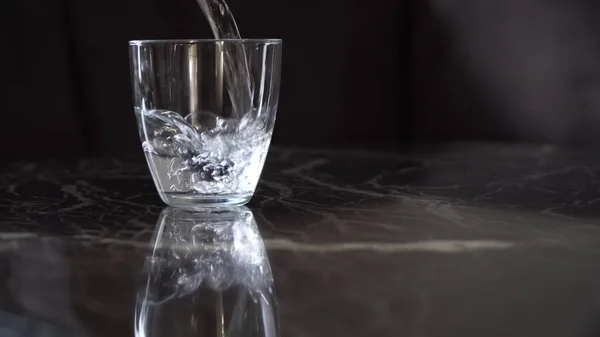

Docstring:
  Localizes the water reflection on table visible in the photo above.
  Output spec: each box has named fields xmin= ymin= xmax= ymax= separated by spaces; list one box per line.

xmin=135 ymin=207 xmax=279 ymax=337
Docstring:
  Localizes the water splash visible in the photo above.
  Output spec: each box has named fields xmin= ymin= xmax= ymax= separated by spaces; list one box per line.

xmin=137 ymin=108 xmax=271 ymax=195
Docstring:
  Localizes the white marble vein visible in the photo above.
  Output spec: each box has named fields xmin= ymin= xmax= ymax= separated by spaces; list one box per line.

xmin=264 ymin=239 xmax=516 ymax=253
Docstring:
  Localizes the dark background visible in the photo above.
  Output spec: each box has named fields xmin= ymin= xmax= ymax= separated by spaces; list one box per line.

xmin=2 ymin=0 xmax=600 ymax=158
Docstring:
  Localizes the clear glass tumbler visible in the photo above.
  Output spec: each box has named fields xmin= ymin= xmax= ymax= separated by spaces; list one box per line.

xmin=129 ymin=39 xmax=282 ymax=207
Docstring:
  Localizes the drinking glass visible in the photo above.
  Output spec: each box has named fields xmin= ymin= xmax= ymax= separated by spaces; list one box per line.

xmin=129 ymin=39 xmax=282 ymax=207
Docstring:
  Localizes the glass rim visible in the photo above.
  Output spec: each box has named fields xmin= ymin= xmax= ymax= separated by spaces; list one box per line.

xmin=130 ymin=39 xmax=282 ymax=45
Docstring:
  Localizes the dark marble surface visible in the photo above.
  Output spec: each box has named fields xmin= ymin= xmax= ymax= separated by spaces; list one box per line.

xmin=2 ymin=143 xmax=600 ymax=336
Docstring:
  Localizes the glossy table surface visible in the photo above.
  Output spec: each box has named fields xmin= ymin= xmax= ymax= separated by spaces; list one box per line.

xmin=2 ymin=143 xmax=600 ymax=337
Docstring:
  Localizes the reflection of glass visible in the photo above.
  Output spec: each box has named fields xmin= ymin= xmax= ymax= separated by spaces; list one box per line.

xmin=135 ymin=207 xmax=279 ymax=337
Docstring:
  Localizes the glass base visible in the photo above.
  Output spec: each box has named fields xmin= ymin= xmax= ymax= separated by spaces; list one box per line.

xmin=160 ymin=192 xmax=252 ymax=208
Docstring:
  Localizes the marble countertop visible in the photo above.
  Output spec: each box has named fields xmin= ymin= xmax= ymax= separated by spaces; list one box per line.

xmin=1 ymin=143 xmax=600 ymax=337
